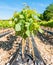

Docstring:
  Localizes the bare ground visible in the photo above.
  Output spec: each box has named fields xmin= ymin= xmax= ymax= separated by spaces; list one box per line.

xmin=0 ymin=29 xmax=53 ymax=65
xmin=34 ymin=36 xmax=53 ymax=65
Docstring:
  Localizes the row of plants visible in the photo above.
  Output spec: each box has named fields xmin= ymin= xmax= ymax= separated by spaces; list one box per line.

xmin=39 ymin=20 xmax=53 ymax=28
xmin=0 ymin=20 xmax=14 ymax=28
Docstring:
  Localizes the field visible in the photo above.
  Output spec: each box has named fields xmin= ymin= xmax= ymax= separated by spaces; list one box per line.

xmin=0 ymin=26 xmax=53 ymax=65
xmin=0 ymin=3 xmax=53 ymax=65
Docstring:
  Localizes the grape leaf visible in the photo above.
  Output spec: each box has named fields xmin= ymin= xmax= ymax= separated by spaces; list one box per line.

xmin=15 ymin=23 xmax=21 ymax=31
xmin=38 ymin=28 xmax=44 ymax=33
xmin=26 ymin=30 xmax=30 ymax=36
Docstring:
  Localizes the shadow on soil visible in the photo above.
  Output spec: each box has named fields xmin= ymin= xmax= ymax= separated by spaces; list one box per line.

xmin=37 ymin=32 xmax=53 ymax=45
xmin=0 ymin=35 xmax=17 ymax=51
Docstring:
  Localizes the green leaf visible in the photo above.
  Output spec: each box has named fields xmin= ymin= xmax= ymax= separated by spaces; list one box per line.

xmin=29 ymin=18 xmax=33 ymax=23
xmin=19 ymin=15 xmax=24 ymax=19
xmin=14 ymin=18 xmax=18 ymax=21
xmin=26 ymin=30 xmax=30 ymax=36
xmin=25 ymin=22 xmax=30 ymax=27
xmin=38 ymin=28 xmax=44 ymax=33
xmin=15 ymin=23 xmax=21 ymax=31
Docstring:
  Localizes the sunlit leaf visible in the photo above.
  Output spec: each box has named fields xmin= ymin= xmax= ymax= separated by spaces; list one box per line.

xmin=38 ymin=28 xmax=44 ymax=33
xmin=26 ymin=30 xmax=30 ymax=36
xmin=15 ymin=23 xmax=21 ymax=31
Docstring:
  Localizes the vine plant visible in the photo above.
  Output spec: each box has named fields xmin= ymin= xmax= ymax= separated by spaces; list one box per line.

xmin=12 ymin=6 xmax=42 ymax=58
